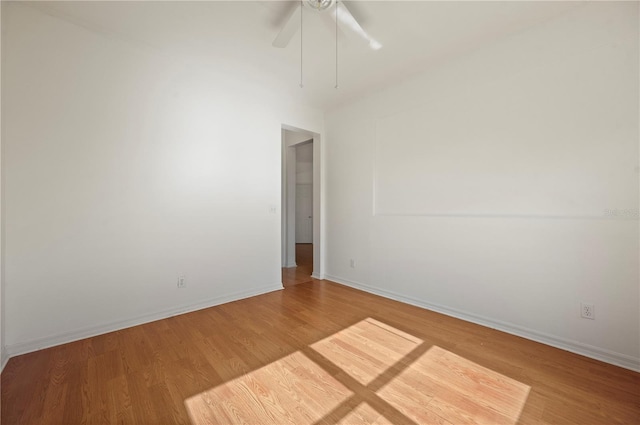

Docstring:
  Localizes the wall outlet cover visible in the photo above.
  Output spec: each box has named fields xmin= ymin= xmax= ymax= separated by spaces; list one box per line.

xmin=177 ymin=276 xmax=186 ymax=288
xmin=581 ymin=302 xmax=595 ymax=320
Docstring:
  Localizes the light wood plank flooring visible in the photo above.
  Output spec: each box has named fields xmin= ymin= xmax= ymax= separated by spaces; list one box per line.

xmin=2 ymin=279 xmax=639 ymax=424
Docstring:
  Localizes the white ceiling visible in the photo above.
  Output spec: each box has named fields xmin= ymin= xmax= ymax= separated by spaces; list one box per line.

xmin=27 ymin=1 xmax=580 ymax=110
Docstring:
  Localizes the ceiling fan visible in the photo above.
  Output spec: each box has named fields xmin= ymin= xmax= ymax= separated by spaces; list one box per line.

xmin=272 ymin=0 xmax=381 ymax=50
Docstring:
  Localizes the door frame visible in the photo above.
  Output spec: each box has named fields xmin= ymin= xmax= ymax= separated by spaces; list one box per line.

xmin=281 ymin=125 xmax=323 ymax=280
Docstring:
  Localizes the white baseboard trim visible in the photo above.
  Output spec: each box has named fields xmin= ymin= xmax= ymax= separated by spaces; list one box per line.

xmin=325 ymin=274 xmax=640 ymax=372
xmin=284 ymin=262 xmax=297 ymax=268
xmin=1 ymin=346 xmax=8 ymax=373
xmin=311 ymin=273 xmax=325 ymax=280
xmin=6 ymin=283 xmax=283 ymax=359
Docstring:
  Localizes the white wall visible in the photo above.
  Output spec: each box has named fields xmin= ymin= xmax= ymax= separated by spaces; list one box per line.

xmin=296 ymin=143 xmax=313 ymax=185
xmin=2 ymin=4 xmax=323 ymax=355
xmin=0 ymin=0 xmax=5 ymax=372
xmin=325 ymin=2 xmax=639 ymax=370
xmin=296 ymin=143 xmax=313 ymax=244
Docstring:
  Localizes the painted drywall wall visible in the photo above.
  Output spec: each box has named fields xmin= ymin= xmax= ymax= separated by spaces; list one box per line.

xmin=296 ymin=143 xmax=313 ymax=244
xmin=2 ymin=3 xmax=323 ymax=355
xmin=296 ymin=143 xmax=313 ymax=185
xmin=325 ymin=2 xmax=639 ymax=370
xmin=0 ymin=0 xmax=5 ymax=372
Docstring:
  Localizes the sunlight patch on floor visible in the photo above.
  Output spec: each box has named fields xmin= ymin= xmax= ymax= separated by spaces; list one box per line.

xmin=335 ymin=403 xmax=393 ymax=425
xmin=184 ymin=350 xmax=352 ymax=424
xmin=377 ymin=345 xmax=530 ymax=424
xmin=310 ymin=318 xmax=423 ymax=385
xmin=185 ymin=318 xmax=530 ymax=425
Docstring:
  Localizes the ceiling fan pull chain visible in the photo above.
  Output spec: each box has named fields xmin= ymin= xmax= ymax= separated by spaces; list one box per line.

xmin=335 ymin=0 xmax=339 ymax=89
xmin=300 ymin=0 xmax=304 ymax=88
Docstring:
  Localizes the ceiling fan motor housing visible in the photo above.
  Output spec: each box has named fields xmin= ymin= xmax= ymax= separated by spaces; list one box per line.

xmin=306 ymin=0 xmax=334 ymax=12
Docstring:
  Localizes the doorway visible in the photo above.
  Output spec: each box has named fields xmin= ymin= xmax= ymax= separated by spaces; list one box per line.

xmin=281 ymin=127 xmax=322 ymax=286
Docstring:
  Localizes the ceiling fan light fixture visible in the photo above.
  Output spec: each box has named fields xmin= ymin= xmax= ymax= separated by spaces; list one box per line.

xmin=369 ymin=40 xmax=382 ymax=50
xmin=306 ymin=0 xmax=334 ymax=11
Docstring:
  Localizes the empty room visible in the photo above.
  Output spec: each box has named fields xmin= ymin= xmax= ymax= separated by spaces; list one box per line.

xmin=1 ymin=1 xmax=639 ymax=424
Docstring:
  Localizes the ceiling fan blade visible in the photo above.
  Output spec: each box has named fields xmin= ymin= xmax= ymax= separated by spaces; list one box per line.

xmin=273 ymin=2 xmax=301 ymax=48
xmin=339 ymin=1 xmax=368 ymax=27
xmin=336 ymin=1 xmax=381 ymax=50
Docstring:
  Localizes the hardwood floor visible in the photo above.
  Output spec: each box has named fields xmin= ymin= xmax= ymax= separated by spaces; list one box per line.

xmin=2 ymin=279 xmax=639 ymax=424
xmin=282 ymin=243 xmax=315 ymax=287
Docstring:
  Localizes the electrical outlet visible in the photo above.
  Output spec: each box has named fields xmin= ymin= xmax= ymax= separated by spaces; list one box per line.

xmin=581 ymin=302 xmax=595 ymax=320
xmin=177 ymin=276 xmax=186 ymax=288
xmin=350 ymin=259 xmax=355 ymax=268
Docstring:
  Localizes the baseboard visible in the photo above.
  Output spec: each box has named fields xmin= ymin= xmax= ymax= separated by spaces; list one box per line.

xmin=284 ymin=262 xmax=297 ymax=268
xmin=6 ymin=283 xmax=283 ymax=359
xmin=311 ymin=273 xmax=325 ymax=280
xmin=1 ymin=346 xmax=8 ymax=373
xmin=325 ymin=274 xmax=640 ymax=372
